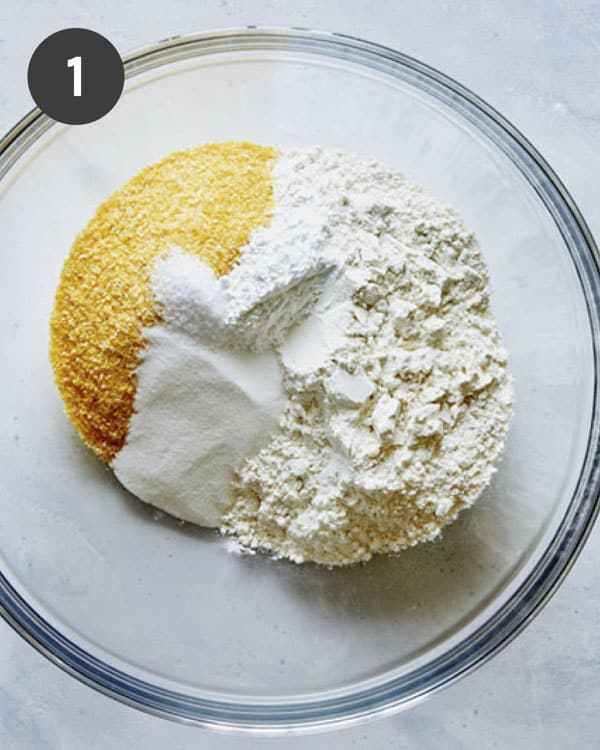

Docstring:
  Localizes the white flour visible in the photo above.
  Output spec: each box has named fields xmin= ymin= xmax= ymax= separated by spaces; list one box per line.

xmin=116 ymin=146 xmax=512 ymax=565
xmin=222 ymin=148 xmax=512 ymax=565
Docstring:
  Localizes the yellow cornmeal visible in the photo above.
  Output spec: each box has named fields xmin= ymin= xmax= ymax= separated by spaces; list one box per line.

xmin=50 ymin=141 xmax=278 ymax=464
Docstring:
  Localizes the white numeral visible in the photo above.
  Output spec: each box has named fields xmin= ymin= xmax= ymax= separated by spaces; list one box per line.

xmin=67 ymin=56 xmax=82 ymax=97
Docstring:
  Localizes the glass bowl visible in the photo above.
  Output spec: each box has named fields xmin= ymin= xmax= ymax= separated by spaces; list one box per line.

xmin=0 ymin=27 xmax=598 ymax=733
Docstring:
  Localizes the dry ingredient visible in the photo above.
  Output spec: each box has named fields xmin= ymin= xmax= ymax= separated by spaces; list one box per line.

xmin=221 ymin=147 xmax=512 ymax=565
xmin=51 ymin=142 xmax=512 ymax=567
xmin=112 ymin=327 xmax=283 ymax=527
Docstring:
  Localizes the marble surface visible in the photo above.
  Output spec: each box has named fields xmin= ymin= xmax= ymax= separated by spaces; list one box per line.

xmin=1 ymin=1 xmax=599 ymax=747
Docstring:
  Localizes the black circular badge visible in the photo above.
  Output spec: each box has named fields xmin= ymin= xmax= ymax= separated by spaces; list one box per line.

xmin=28 ymin=28 xmax=124 ymax=125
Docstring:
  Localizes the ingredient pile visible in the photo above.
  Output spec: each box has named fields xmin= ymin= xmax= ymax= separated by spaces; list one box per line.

xmin=50 ymin=141 xmax=511 ymax=566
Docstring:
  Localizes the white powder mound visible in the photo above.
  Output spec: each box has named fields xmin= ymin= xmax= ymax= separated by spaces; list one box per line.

xmin=112 ymin=327 xmax=283 ymax=527
xmin=220 ymin=147 xmax=512 ymax=566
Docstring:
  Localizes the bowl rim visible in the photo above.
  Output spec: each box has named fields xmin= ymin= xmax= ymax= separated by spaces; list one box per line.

xmin=1 ymin=25 xmax=599 ymax=734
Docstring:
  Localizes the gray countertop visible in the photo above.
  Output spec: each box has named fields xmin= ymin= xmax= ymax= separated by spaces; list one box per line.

xmin=1 ymin=1 xmax=599 ymax=747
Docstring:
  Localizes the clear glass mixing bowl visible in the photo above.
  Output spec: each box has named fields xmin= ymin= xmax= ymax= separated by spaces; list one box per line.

xmin=0 ymin=28 xmax=598 ymax=732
